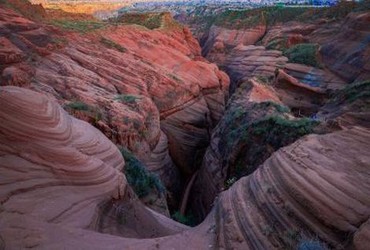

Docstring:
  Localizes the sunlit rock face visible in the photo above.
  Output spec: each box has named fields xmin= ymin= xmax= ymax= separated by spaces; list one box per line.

xmin=261 ymin=12 xmax=370 ymax=83
xmin=211 ymin=126 xmax=370 ymax=249
xmin=0 ymin=6 xmax=229 ymax=199
xmin=1 ymin=86 xmax=369 ymax=250
xmin=202 ymin=24 xmax=266 ymax=63
xmin=0 ymin=86 xmax=190 ymax=248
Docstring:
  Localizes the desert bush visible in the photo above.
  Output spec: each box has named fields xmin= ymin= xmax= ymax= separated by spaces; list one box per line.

xmin=171 ymin=210 xmax=196 ymax=226
xmin=51 ymin=20 xmax=106 ymax=33
xmin=220 ymin=101 xmax=318 ymax=181
xmin=100 ymin=37 xmax=127 ymax=53
xmin=115 ymin=94 xmax=140 ymax=104
xmin=64 ymin=101 xmax=102 ymax=123
xmin=330 ymin=80 xmax=370 ymax=104
xmin=120 ymin=147 xmax=165 ymax=198
xmin=118 ymin=12 xmax=163 ymax=30
xmin=283 ymin=43 xmax=321 ymax=68
xmin=65 ymin=101 xmax=90 ymax=111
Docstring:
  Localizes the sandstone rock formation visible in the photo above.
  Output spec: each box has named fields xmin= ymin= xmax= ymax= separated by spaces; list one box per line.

xmin=202 ymin=24 xmax=266 ymax=64
xmin=1 ymin=2 xmax=370 ymax=249
xmin=0 ymin=86 xmax=188 ymax=249
xmin=260 ymin=11 xmax=370 ymax=84
xmin=190 ymin=78 xmax=320 ymax=219
xmin=218 ymin=44 xmax=344 ymax=115
xmin=318 ymin=80 xmax=370 ymax=129
xmin=0 ymin=5 xmax=229 ymax=207
xmin=311 ymin=12 xmax=370 ymax=83
xmin=1 ymin=86 xmax=369 ymax=249
xmin=211 ymin=126 xmax=370 ymax=249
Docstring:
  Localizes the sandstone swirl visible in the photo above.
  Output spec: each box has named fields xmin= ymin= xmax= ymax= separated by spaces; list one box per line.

xmin=212 ymin=126 xmax=370 ymax=249
xmin=1 ymin=87 xmax=369 ymax=249
xmin=0 ymin=86 xmax=187 ymax=249
xmin=0 ymin=6 xmax=229 ymax=203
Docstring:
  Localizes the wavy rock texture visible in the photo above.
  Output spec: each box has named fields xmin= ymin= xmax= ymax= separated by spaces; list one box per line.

xmin=311 ymin=12 xmax=370 ymax=83
xmin=261 ymin=22 xmax=315 ymax=50
xmin=218 ymin=44 xmax=345 ymax=116
xmin=0 ymin=7 xmax=229 ymax=200
xmin=221 ymin=45 xmax=345 ymax=93
xmin=190 ymin=77 xmax=321 ymax=219
xmin=262 ymin=12 xmax=370 ymax=83
xmin=221 ymin=45 xmax=288 ymax=92
xmin=212 ymin=126 xmax=370 ymax=249
xmin=0 ymin=86 xmax=188 ymax=249
xmin=318 ymin=80 xmax=370 ymax=129
xmin=1 ymin=89 xmax=369 ymax=249
xmin=202 ymin=24 xmax=266 ymax=64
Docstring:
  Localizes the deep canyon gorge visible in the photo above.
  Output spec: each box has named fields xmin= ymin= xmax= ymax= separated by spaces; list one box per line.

xmin=0 ymin=0 xmax=370 ymax=249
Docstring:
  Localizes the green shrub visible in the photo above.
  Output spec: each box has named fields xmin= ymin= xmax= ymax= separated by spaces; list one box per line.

xmin=171 ymin=210 xmax=196 ymax=226
xmin=283 ymin=43 xmax=321 ymax=68
xmin=115 ymin=94 xmax=140 ymax=104
xmin=64 ymin=101 xmax=102 ymax=123
xmin=65 ymin=101 xmax=90 ymax=111
xmin=120 ymin=147 xmax=165 ymax=198
xmin=118 ymin=12 xmax=163 ymax=30
xmin=330 ymin=80 xmax=370 ymax=104
xmin=100 ymin=37 xmax=127 ymax=53
xmin=251 ymin=116 xmax=318 ymax=138
xmin=167 ymin=73 xmax=183 ymax=83
xmin=51 ymin=20 xmax=106 ymax=33
xmin=225 ymin=177 xmax=236 ymax=189
xmin=266 ymin=37 xmax=288 ymax=51
xmin=220 ymin=101 xmax=318 ymax=181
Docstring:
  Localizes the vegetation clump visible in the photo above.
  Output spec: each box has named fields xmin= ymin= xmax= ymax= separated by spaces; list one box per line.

xmin=120 ymin=147 xmax=165 ymax=198
xmin=100 ymin=37 xmax=127 ymax=53
xmin=330 ymin=80 xmax=370 ymax=105
xmin=64 ymin=101 xmax=103 ymax=124
xmin=171 ymin=210 xmax=196 ymax=226
xmin=51 ymin=20 xmax=106 ymax=33
xmin=115 ymin=94 xmax=140 ymax=104
xmin=190 ymin=1 xmax=370 ymax=30
xmin=220 ymin=100 xmax=318 ymax=182
xmin=65 ymin=101 xmax=91 ymax=111
xmin=283 ymin=43 xmax=321 ymax=68
xmin=118 ymin=12 xmax=163 ymax=30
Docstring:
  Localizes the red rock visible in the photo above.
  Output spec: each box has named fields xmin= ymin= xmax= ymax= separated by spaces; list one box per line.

xmin=0 ymin=6 xmax=229 ymax=206
xmin=202 ymin=24 xmax=266 ymax=64
xmin=1 ymin=88 xmax=369 ymax=249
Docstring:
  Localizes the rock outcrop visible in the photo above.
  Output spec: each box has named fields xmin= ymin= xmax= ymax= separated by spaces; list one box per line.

xmin=0 ymin=86 xmax=187 ymax=249
xmin=1 ymin=87 xmax=369 ymax=249
xmin=318 ymin=80 xmax=370 ymax=129
xmin=202 ymin=24 xmax=266 ymax=64
xmin=0 ymin=6 xmax=229 ymax=205
xmin=310 ymin=12 xmax=370 ymax=83
xmin=212 ymin=126 xmax=370 ymax=249
xmin=219 ymin=44 xmax=344 ymax=115
xmin=190 ymin=78 xmax=320 ymax=219
xmin=261 ymin=12 xmax=370 ymax=84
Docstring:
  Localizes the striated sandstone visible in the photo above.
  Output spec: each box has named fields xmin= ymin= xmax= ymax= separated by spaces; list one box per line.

xmin=0 ymin=6 xmax=229 ymax=204
xmin=211 ymin=126 xmax=370 ymax=249
xmin=1 ymin=88 xmax=369 ymax=249
xmin=0 ymin=86 xmax=188 ymax=247
xmin=202 ymin=24 xmax=266 ymax=65
xmin=190 ymin=77 xmax=320 ymax=219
